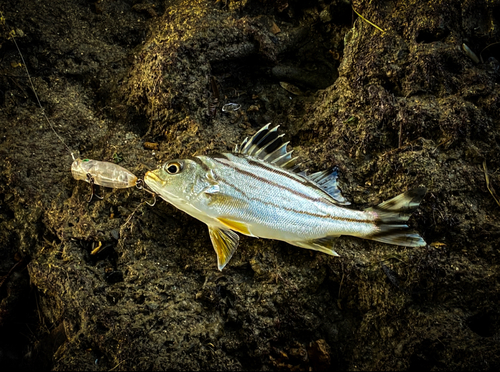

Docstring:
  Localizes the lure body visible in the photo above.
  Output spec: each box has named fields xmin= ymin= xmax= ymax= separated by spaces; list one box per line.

xmin=71 ymin=159 xmax=137 ymax=188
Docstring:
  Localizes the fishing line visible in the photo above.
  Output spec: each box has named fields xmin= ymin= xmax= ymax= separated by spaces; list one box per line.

xmin=10 ymin=32 xmax=76 ymax=161
xmin=9 ymin=32 xmax=156 ymax=205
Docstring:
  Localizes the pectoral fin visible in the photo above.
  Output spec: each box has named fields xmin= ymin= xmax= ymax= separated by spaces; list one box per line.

xmin=287 ymin=236 xmax=340 ymax=256
xmin=208 ymin=226 xmax=240 ymax=270
xmin=201 ymin=170 xmax=220 ymax=195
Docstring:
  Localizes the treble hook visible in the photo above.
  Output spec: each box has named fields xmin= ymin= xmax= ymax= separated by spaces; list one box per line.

xmin=136 ymin=179 xmax=156 ymax=206
xmin=86 ymin=173 xmax=103 ymax=203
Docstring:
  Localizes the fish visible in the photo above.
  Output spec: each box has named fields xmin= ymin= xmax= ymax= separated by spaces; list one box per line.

xmin=145 ymin=124 xmax=427 ymax=270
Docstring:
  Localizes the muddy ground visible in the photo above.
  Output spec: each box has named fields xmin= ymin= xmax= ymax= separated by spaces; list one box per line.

xmin=1 ymin=0 xmax=500 ymax=370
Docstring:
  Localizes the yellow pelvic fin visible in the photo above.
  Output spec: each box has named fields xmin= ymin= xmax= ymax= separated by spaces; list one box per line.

xmin=208 ymin=226 xmax=240 ymax=271
xmin=217 ymin=217 xmax=253 ymax=236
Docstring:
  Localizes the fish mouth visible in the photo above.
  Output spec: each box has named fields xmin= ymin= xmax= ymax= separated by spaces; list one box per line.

xmin=144 ymin=170 xmax=161 ymax=183
xmin=144 ymin=171 xmax=164 ymax=193
xmin=144 ymin=170 xmax=182 ymax=203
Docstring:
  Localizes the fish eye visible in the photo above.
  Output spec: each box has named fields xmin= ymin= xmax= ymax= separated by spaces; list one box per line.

xmin=164 ymin=161 xmax=183 ymax=175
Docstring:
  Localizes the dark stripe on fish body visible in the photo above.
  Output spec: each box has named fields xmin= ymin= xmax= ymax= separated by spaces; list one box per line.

xmin=246 ymin=157 xmax=309 ymax=185
xmin=190 ymin=156 xmax=211 ymax=172
xmin=213 ymin=153 xmax=306 ymax=185
xmin=210 ymin=156 xmax=375 ymax=224
xmin=212 ymin=156 xmax=324 ymax=204
xmin=215 ymin=176 xmax=328 ymax=219
xmin=243 ymin=157 xmax=341 ymax=203
xmin=217 ymin=176 xmax=371 ymax=222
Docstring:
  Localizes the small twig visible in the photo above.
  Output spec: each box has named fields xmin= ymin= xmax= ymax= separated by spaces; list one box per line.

xmin=398 ymin=121 xmax=402 ymax=148
xmin=352 ymin=7 xmax=386 ymax=33
xmin=0 ymin=259 xmax=24 ymax=289
xmin=479 ymin=41 xmax=500 ymax=64
xmin=338 ymin=261 xmax=345 ymax=299
xmin=109 ymin=359 xmax=127 ymax=371
xmin=483 ymin=160 xmax=500 ymax=207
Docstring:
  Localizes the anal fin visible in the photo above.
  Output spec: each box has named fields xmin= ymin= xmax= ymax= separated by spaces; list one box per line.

xmin=287 ymin=236 xmax=340 ymax=257
xmin=208 ymin=226 xmax=240 ymax=270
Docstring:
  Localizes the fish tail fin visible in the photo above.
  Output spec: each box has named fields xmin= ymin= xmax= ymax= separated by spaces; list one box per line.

xmin=365 ymin=187 xmax=427 ymax=247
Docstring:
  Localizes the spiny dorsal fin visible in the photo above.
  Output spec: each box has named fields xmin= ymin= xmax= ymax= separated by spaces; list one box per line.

xmin=208 ymin=226 xmax=239 ymax=270
xmin=234 ymin=124 xmax=300 ymax=170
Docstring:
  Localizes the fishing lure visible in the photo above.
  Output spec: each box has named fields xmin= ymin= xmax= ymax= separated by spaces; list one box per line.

xmin=70 ymin=158 xmax=154 ymax=203
xmin=11 ymin=33 xmax=155 ymax=204
xmin=71 ymin=158 xmax=138 ymax=188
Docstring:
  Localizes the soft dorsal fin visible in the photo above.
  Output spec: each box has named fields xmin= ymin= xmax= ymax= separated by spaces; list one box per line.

xmin=234 ymin=124 xmax=300 ymax=170
xmin=307 ymin=168 xmax=350 ymax=205
xmin=208 ymin=226 xmax=239 ymax=270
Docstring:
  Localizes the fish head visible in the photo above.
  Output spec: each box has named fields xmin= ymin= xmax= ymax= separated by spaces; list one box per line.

xmin=144 ymin=158 xmax=214 ymax=209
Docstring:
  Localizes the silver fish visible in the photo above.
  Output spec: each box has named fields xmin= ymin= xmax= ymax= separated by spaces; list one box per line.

xmin=145 ymin=124 xmax=426 ymax=270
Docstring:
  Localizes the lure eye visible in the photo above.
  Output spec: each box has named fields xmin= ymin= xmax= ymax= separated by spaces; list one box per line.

xmin=165 ymin=161 xmax=183 ymax=175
